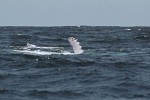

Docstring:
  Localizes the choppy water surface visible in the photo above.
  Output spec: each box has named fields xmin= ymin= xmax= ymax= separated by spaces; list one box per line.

xmin=0 ymin=26 xmax=150 ymax=100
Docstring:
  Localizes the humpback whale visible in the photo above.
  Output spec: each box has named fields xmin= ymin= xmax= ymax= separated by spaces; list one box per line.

xmin=13 ymin=37 xmax=83 ymax=55
xmin=68 ymin=37 xmax=83 ymax=54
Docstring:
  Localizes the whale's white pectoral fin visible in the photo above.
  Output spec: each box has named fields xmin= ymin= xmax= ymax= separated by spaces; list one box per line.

xmin=68 ymin=37 xmax=83 ymax=54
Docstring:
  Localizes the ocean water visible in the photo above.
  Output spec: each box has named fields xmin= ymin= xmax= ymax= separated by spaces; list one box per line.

xmin=0 ymin=26 xmax=150 ymax=100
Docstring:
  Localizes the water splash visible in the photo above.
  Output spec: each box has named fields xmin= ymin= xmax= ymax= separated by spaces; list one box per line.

xmin=13 ymin=43 xmax=75 ymax=55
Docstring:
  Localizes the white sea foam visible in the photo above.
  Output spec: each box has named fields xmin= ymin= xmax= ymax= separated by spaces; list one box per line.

xmin=123 ymin=28 xmax=131 ymax=31
xmin=13 ymin=49 xmax=75 ymax=55
xmin=24 ymin=43 xmax=62 ymax=49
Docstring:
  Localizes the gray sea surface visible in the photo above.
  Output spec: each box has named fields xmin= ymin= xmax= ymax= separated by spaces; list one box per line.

xmin=0 ymin=26 xmax=150 ymax=100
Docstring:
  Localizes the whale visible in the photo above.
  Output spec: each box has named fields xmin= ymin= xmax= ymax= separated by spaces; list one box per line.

xmin=68 ymin=37 xmax=83 ymax=54
xmin=13 ymin=37 xmax=83 ymax=55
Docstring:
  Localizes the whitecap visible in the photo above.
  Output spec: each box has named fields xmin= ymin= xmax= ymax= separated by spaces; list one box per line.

xmin=123 ymin=28 xmax=131 ymax=31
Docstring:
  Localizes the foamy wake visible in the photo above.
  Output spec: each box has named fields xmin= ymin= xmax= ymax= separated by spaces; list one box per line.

xmin=13 ymin=43 xmax=75 ymax=55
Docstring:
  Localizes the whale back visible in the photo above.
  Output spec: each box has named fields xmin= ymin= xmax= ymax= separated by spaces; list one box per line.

xmin=68 ymin=37 xmax=83 ymax=54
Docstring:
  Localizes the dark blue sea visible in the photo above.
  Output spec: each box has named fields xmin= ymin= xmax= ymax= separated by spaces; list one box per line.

xmin=0 ymin=26 xmax=150 ymax=100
